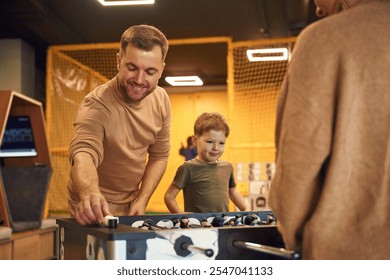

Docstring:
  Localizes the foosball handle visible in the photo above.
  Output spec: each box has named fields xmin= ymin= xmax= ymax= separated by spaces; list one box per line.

xmin=101 ymin=215 xmax=119 ymax=228
xmin=233 ymin=240 xmax=301 ymax=260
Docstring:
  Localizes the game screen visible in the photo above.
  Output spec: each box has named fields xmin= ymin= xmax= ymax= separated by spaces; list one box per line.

xmin=0 ymin=115 xmax=37 ymax=157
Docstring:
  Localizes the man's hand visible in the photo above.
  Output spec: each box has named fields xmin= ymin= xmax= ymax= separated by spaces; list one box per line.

xmin=75 ymin=193 xmax=111 ymax=225
xmin=128 ymin=199 xmax=146 ymax=216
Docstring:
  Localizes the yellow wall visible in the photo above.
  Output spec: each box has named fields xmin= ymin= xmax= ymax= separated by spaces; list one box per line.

xmin=147 ymin=90 xmax=229 ymax=213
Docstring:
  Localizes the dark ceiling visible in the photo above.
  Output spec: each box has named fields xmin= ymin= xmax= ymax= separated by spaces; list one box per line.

xmin=0 ymin=0 xmax=320 ymax=90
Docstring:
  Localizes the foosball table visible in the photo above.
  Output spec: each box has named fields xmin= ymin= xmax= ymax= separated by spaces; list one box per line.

xmin=56 ymin=211 xmax=299 ymax=260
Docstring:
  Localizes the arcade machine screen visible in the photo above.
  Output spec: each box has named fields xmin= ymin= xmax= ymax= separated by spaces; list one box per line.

xmin=0 ymin=115 xmax=37 ymax=158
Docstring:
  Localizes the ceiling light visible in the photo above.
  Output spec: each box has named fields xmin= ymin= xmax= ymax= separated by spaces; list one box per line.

xmin=247 ymin=48 xmax=288 ymax=62
xmin=165 ymin=76 xmax=204 ymax=87
xmin=96 ymin=0 xmax=155 ymax=6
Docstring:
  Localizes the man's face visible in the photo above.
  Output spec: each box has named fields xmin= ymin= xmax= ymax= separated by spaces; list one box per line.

xmin=314 ymin=0 xmax=339 ymax=17
xmin=116 ymin=44 xmax=165 ymax=102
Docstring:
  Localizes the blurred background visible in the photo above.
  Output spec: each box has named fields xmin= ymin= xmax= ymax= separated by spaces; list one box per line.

xmin=0 ymin=0 xmax=320 ymax=215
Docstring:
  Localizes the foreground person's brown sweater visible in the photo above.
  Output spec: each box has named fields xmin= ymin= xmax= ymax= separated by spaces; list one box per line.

xmin=269 ymin=0 xmax=390 ymax=259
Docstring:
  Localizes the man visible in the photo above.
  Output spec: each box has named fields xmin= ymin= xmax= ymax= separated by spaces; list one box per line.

xmin=269 ymin=0 xmax=390 ymax=259
xmin=68 ymin=24 xmax=171 ymax=225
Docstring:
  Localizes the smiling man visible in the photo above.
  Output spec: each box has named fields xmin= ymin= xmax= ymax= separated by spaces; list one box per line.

xmin=67 ymin=24 xmax=171 ymax=225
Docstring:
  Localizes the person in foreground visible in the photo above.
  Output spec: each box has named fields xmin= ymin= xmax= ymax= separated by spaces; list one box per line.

xmin=165 ymin=112 xmax=248 ymax=213
xmin=67 ymin=24 xmax=171 ymax=225
xmin=269 ymin=0 xmax=390 ymax=259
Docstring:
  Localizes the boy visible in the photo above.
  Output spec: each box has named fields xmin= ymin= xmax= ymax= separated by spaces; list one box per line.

xmin=164 ymin=112 xmax=248 ymax=213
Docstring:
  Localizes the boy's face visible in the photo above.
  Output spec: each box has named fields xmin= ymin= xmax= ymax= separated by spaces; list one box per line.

xmin=194 ymin=129 xmax=226 ymax=162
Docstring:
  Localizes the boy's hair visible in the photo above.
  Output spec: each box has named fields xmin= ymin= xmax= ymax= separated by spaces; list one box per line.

xmin=119 ymin=24 xmax=169 ymax=61
xmin=194 ymin=112 xmax=230 ymax=137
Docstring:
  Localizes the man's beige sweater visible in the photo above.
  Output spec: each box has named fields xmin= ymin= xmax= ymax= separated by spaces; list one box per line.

xmin=67 ymin=76 xmax=171 ymax=215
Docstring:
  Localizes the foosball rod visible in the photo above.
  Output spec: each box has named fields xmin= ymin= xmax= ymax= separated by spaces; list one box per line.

xmin=181 ymin=243 xmax=214 ymax=257
xmin=233 ymin=241 xmax=301 ymax=260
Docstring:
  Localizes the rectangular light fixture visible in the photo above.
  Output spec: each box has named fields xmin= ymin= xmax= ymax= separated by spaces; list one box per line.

xmin=165 ymin=76 xmax=204 ymax=86
xmin=247 ymin=48 xmax=288 ymax=62
xmin=96 ymin=0 xmax=155 ymax=6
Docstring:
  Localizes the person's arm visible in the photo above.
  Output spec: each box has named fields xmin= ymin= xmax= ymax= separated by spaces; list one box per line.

xmin=128 ymin=158 xmax=167 ymax=216
xmin=229 ymin=187 xmax=248 ymax=211
xmin=70 ymin=152 xmax=111 ymax=225
xmin=164 ymin=184 xmax=183 ymax=213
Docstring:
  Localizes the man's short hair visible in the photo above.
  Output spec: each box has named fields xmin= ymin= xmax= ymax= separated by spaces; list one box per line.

xmin=119 ymin=24 xmax=169 ymax=61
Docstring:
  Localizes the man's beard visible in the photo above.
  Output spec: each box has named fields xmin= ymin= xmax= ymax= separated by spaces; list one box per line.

xmin=120 ymin=82 xmax=153 ymax=102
